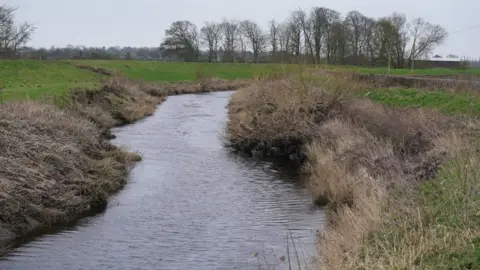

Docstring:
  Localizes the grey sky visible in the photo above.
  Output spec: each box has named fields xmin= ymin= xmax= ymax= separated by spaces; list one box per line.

xmin=5 ymin=0 xmax=480 ymax=58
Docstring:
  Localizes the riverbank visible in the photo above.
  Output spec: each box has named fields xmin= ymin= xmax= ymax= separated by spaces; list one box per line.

xmin=0 ymin=71 xmax=251 ymax=252
xmin=0 ymin=77 xmax=160 ymax=249
xmin=225 ymin=72 xmax=480 ymax=269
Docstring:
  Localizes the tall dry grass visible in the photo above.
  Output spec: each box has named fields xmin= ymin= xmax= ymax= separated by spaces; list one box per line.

xmin=0 ymin=76 xmax=166 ymax=247
xmin=226 ymin=75 xmax=353 ymax=160
xmin=0 ymin=101 xmax=140 ymax=245
xmin=152 ymin=78 xmax=251 ymax=96
xmin=226 ymin=73 xmax=478 ymax=269
xmin=315 ymin=132 xmax=480 ymax=269
xmin=69 ymin=76 xmax=165 ymax=128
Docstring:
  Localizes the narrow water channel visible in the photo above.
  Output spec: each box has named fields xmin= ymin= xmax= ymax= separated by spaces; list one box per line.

xmin=1 ymin=91 xmax=325 ymax=270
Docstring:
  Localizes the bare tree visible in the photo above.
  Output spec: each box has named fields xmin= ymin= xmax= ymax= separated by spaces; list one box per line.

xmin=221 ymin=20 xmax=238 ymax=62
xmin=277 ymin=23 xmax=290 ymax=63
xmin=311 ymin=7 xmax=327 ymax=63
xmin=311 ymin=7 xmax=340 ymax=64
xmin=327 ymin=21 xmax=350 ymax=64
xmin=370 ymin=15 xmax=407 ymax=69
xmin=200 ymin=22 xmax=222 ymax=62
xmin=407 ymin=17 xmax=447 ymax=67
xmin=269 ymin=20 xmax=280 ymax=62
xmin=0 ymin=5 xmax=35 ymax=58
xmin=158 ymin=6 xmax=448 ymax=67
xmin=345 ymin=10 xmax=369 ymax=63
xmin=389 ymin=13 xmax=409 ymax=68
xmin=286 ymin=19 xmax=302 ymax=62
xmin=237 ymin=33 xmax=247 ymax=63
xmin=292 ymin=9 xmax=314 ymax=63
xmin=363 ymin=17 xmax=377 ymax=64
xmin=370 ymin=18 xmax=395 ymax=66
xmin=161 ymin=20 xmax=199 ymax=62
xmin=239 ymin=20 xmax=267 ymax=63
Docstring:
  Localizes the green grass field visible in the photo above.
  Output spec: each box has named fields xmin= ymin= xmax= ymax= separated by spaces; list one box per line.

xmin=2 ymin=59 xmax=480 ymax=101
xmin=72 ymin=60 xmax=480 ymax=82
xmin=0 ymin=60 xmax=103 ymax=101
xmin=67 ymin=60 xmax=287 ymax=82
xmin=0 ymin=60 xmax=287 ymax=101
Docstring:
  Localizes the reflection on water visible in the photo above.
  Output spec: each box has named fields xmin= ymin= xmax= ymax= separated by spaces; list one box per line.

xmin=1 ymin=91 xmax=325 ymax=270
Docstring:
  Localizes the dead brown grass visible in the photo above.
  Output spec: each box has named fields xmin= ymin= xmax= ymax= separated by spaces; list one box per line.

xmin=314 ymin=130 xmax=479 ymax=270
xmin=149 ymin=78 xmax=251 ymax=96
xmin=226 ymin=76 xmax=348 ymax=160
xmin=225 ymin=74 xmax=476 ymax=269
xmin=0 ymin=101 xmax=140 ymax=245
xmin=70 ymin=76 xmax=165 ymax=129
xmin=308 ymin=119 xmax=454 ymax=269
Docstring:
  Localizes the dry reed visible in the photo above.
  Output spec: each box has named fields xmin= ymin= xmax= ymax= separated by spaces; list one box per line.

xmin=226 ymin=73 xmax=478 ymax=269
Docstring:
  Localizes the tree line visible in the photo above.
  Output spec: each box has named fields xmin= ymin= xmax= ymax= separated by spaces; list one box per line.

xmin=1 ymin=4 xmax=450 ymax=69
xmin=161 ymin=7 xmax=448 ymax=68
xmin=20 ymin=45 xmax=164 ymax=60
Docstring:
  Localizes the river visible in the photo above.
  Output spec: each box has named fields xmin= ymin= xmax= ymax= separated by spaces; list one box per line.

xmin=0 ymin=91 xmax=325 ymax=270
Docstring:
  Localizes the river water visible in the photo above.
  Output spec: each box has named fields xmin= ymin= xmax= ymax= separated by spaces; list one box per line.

xmin=0 ymin=91 xmax=324 ymax=270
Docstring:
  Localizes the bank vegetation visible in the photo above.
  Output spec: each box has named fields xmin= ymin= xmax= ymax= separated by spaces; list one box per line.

xmin=226 ymin=72 xmax=480 ymax=269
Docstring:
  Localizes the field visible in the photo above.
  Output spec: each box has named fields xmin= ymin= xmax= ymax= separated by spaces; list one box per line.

xmin=0 ymin=60 xmax=103 ymax=101
xmin=68 ymin=60 xmax=287 ymax=82
xmin=70 ymin=60 xmax=480 ymax=81
xmin=0 ymin=60 xmax=287 ymax=101
xmin=2 ymin=59 xmax=480 ymax=101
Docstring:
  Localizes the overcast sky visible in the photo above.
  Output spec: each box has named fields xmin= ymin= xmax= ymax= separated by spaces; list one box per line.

xmin=5 ymin=0 xmax=480 ymax=58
